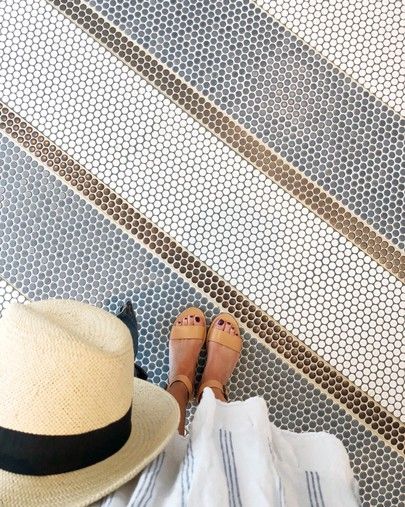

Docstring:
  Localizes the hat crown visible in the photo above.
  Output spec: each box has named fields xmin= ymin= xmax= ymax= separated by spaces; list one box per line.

xmin=0 ymin=300 xmax=134 ymax=435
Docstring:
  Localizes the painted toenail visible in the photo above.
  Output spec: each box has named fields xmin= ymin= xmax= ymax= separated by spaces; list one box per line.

xmin=195 ymin=316 xmax=200 ymax=322
xmin=217 ymin=319 xmax=224 ymax=325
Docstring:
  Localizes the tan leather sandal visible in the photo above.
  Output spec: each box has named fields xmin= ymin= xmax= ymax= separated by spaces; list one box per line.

xmin=168 ymin=307 xmax=206 ymax=400
xmin=197 ymin=313 xmax=242 ymax=401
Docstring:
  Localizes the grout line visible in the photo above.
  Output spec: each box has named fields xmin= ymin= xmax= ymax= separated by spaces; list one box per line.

xmin=41 ymin=0 xmax=405 ymax=284
xmin=1 ymin=103 xmax=403 ymax=457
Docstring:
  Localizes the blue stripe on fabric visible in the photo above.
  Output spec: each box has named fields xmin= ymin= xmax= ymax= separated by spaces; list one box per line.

xmin=267 ymin=437 xmax=279 ymax=462
xmin=141 ymin=452 xmax=165 ymax=507
xmin=131 ymin=457 xmax=159 ymax=507
xmin=100 ymin=493 xmax=114 ymax=507
xmin=219 ymin=429 xmax=233 ymax=507
xmin=278 ymin=476 xmax=286 ymax=507
xmin=187 ymin=440 xmax=194 ymax=491
xmin=223 ymin=430 xmax=237 ymax=507
xmin=181 ymin=442 xmax=192 ymax=507
xmin=310 ymin=471 xmax=321 ymax=507
xmin=180 ymin=451 xmax=186 ymax=507
xmin=227 ymin=430 xmax=243 ymax=507
xmin=129 ymin=453 xmax=162 ymax=507
xmin=128 ymin=460 xmax=155 ymax=507
xmin=305 ymin=471 xmax=315 ymax=507
xmin=315 ymin=472 xmax=326 ymax=507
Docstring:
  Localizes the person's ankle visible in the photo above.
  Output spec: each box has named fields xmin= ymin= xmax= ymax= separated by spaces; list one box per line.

xmin=211 ymin=386 xmax=226 ymax=402
xmin=168 ymin=379 xmax=190 ymax=400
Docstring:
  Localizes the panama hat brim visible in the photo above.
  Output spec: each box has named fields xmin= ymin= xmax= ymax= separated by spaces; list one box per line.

xmin=1 ymin=379 xmax=179 ymax=507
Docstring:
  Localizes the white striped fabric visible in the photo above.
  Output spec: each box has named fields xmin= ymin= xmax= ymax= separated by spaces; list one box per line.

xmin=94 ymin=389 xmax=360 ymax=507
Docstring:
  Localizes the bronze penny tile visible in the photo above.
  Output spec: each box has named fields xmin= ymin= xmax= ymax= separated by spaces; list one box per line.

xmin=41 ymin=0 xmax=405 ymax=284
xmin=87 ymin=0 xmax=404 ymax=258
xmin=1 ymin=104 xmax=403 ymax=456
xmin=3 ymin=5 xmax=402 ymax=420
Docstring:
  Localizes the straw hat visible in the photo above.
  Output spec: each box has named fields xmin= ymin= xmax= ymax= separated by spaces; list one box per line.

xmin=0 ymin=299 xmax=179 ymax=507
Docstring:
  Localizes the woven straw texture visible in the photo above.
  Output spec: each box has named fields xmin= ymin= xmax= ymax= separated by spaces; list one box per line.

xmin=0 ymin=300 xmax=179 ymax=506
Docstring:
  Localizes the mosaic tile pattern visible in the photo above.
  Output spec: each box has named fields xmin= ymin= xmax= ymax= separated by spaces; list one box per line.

xmin=0 ymin=136 xmax=403 ymax=506
xmin=257 ymin=0 xmax=405 ymax=116
xmin=0 ymin=279 xmax=27 ymax=317
xmin=1 ymin=1 xmax=403 ymax=417
xmin=2 ymin=110 xmax=404 ymax=457
xmin=3 ymin=0 xmax=404 ymax=284
xmin=83 ymin=0 xmax=405 ymax=249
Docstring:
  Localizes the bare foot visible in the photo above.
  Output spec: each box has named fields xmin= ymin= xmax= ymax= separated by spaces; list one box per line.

xmin=200 ymin=318 xmax=241 ymax=402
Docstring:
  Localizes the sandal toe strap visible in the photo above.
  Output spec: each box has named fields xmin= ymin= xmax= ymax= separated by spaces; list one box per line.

xmin=171 ymin=325 xmax=205 ymax=341
xmin=207 ymin=331 xmax=241 ymax=352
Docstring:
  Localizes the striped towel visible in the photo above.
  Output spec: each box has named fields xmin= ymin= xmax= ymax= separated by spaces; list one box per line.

xmin=93 ymin=388 xmax=360 ymax=507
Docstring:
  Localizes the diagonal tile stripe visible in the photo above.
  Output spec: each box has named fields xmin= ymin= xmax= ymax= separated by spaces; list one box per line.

xmin=1 ymin=105 xmax=403 ymax=455
xmin=255 ymin=0 xmax=405 ymax=117
xmin=0 ymin=135 xmax=403 ymax=507
xmin=16 ymin=0 xmax=401 ymax=281
xmin=84 ymin=0 xmax=405 ymax=251
xmin=0 ymin=1 xmax=403 ymax=420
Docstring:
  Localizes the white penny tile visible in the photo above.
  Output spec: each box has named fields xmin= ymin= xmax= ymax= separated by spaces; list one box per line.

xmin=0 ymin=0 xmax=404 ymax=419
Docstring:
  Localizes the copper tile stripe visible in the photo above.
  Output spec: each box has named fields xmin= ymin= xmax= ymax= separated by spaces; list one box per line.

xmin=1 ymin=104 xmax=403 ymax=455
xmin=44 ymin=0 xmax=405 ymax=283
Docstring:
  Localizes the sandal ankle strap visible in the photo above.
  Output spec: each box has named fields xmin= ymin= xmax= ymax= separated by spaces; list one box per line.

xmin=168 ymin=374 xmax=193 ymax=400
xmin=197 ymin=380 xmax=227 ymax=401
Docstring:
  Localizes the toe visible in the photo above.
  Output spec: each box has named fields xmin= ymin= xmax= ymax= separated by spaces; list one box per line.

xmin=194 ymin=315 xmax=202 ymax=326
xmin=224 ymin=322 xmax=232 ymax=334
xmin=216 ymin=318 xmax=225 ymax=330
xmin=229 ymin=325 xmax=236 ymax=336
xmin=183 ymin=316 xmax=189 ymax=326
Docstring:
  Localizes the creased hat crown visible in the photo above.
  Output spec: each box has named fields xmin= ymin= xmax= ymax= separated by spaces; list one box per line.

xmin=0 ymin=299 xmax=134 ymax=435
